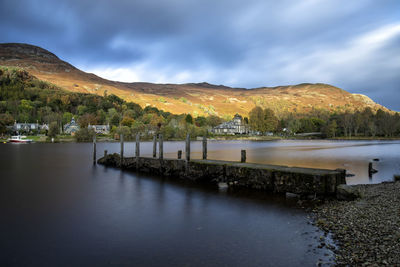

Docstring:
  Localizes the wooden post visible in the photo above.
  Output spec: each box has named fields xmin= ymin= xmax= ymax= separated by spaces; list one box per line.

xmin=178 ymin=150 xmax=182 ymax=159
xmin=241 ymin=150 xmax=246 ymax=163
xmin=136 ymin=133 xmax=140 ymax=170
xmin=159 ymin=134 xmax=163 ymax=159
xmin=185 ymin=134 xmax=190 ymax=161
xmin=120 ymin=134 xmax=124 ymax=166
xmin=135 ymin=134 xmax=140 ymax=157
xmin=153 ymin=135 xmax=157 ymax=158
xmin=104 ymin=150 xmax=108 ymax=157
xmin=93 ymin=134 xmax=96 ymax=165
xmin=368 ymin=162 xmax=377 ymax=177
xmin=202 ymin=136 xmax=207 ymax=160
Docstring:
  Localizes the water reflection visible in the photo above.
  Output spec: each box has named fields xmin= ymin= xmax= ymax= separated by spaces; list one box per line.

xmin=3 ymin=140 xmax=399 ymax=265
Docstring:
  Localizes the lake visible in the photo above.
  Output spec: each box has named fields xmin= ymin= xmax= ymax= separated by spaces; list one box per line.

xmin=1 ymin=140 xmax=399 ymax=266
xmin=105 ymin=139 xmax=400 ymax=185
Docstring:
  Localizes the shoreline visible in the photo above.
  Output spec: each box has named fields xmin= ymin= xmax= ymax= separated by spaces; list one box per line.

xmin=2 ymin=135 xmax=400 ymax=143
xmin=311 ymin=181 xmax=400 ymax=265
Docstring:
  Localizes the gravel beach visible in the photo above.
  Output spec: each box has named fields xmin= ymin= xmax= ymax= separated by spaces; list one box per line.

xmin=312 ymin=181 xmax=400 ymax=266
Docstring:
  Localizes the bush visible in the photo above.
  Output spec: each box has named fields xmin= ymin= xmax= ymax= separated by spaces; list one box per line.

xmin=74 ymin=127 xmax=96 ymax=142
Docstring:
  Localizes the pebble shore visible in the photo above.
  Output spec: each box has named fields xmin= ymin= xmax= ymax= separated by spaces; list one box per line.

xmin=312 ymin=181 xmax=400 ymax=266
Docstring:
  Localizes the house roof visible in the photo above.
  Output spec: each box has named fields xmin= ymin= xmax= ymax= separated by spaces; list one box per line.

xmin=214 ymin=121 xmax=237 ymax=129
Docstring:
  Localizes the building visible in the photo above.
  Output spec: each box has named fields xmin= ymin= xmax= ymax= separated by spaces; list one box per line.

xmin=12 ymin=121 xmax=49 ymax=134
xmin=212 ymin=114 xmax=248 ymax=135
xmin=63 ymin=117 xmax=80 ymax=135
xmin=88 ymin=123 xmax=110 ymax=134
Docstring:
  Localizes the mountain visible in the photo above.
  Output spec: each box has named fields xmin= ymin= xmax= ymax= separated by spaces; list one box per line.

xmin=0 ymin=43 xmax=389 ymax=118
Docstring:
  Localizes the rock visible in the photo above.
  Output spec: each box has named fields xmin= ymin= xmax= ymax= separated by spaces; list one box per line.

xmin=394 ymin=175 xmax=400 ymax=182
xmin=336 ymin=184 xmax=360 ymax=201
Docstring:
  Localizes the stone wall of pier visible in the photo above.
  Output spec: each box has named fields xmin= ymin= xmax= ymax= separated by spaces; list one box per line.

xmin=97 ymin=153 xmax=346 ymax=196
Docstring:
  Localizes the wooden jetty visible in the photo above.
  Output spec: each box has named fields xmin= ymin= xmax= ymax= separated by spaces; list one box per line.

xmin=96 ymin=134 xmax=346 ymax=197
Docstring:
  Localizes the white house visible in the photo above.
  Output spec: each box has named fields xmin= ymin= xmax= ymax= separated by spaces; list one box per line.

xmin=212 ymin=114 xmax=248 ymax=135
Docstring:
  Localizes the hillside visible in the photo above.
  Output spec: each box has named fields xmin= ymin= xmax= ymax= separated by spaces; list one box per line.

xmin=0 ymin=43 xmax=389 ymax=118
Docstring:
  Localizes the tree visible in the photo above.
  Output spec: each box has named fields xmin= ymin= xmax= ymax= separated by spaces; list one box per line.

xmin=75 ymin=127 xmax=96 ymax=142
xmin=340 ymin=112 xmax=353 ymax=137
xmin=62 ymin=112 xmax=73 ymax=125
xmin=185 ymin=114 xmax=193 ymax=124
xmin=126 ymin=102 xmax=143 ymax=118
xmin=353 ymin=111 xmax=363 ymax=136
xmin=0 ymin=113 xmax=14 ymax=134
xmin=194 ymin=116 xmax=207 ymax=127
xmin=48 ymin=121 xmax=59 ymax=138
xmin=76 ymin=105 xmax=87 ymax=116
xmin=249 ymin=106 xmax=264 ymax=132
xmin=78 ymin=113 xmax=98 ymax=127
xmin=121 ymin=117 xmax=135 ymax=127
xmin=263 ymin=108 xmax=278 ymax=132
xmin=324 ymin=120 xmax=337 ymax=138
xmin=206 ymin=115 xmax=223 ymax=127
xmin=108 ymin=108 xmax=120 ymax=126
xmin=361 ymin=107 xmax=374 ymax=136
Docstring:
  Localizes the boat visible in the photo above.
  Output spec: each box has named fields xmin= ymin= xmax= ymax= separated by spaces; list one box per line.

xmin=7 ymin=135 xmax=33 ymax=143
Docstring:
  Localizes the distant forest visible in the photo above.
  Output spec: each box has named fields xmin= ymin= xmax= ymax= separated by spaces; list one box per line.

xmin=1 ymin=66 xmax=400 ymax=140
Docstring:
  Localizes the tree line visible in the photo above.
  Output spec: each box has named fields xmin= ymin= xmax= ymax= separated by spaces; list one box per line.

xmin=248 ymin=106 xmax=400 ymax=138
xmin=0 ymin=67 xmax=224 ymax=140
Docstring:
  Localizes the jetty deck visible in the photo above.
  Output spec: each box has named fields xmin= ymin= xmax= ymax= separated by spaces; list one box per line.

xmin=96 ymin=133 xmax=346 ymax=197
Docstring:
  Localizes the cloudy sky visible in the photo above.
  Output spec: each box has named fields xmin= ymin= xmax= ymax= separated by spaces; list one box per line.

xmin=1 ymin=0 xmax=400 ymax=110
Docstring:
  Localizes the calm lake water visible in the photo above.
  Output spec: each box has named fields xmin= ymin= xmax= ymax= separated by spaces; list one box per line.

xmin=1 ymin=140 xmax=399 ymax=266
xmin=105 ymin=139 xmax=400 ymax=185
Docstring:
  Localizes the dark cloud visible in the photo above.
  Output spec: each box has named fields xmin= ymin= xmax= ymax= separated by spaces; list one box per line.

xmin=1 ymin=0 xmax=400 ymax=110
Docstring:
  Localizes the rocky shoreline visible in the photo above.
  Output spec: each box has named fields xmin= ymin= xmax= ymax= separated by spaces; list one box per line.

xmin=312 ymin=181 xmax=400 ymax=266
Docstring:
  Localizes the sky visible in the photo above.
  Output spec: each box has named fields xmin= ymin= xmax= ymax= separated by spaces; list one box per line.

xmin=1 ymin=0 xmax=400 ymax=110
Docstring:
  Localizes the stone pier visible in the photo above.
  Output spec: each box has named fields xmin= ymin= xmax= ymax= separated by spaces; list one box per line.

xmin=97 ymin=153 xmax=346 ymax=197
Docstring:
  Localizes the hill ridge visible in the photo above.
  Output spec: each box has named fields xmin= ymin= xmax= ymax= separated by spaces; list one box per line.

xmin=0 ymin=43 xmax=390 ymax=117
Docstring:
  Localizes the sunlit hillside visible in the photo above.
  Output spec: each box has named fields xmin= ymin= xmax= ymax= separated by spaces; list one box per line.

xmin=0 ymin=43 xmax=390 ymax=118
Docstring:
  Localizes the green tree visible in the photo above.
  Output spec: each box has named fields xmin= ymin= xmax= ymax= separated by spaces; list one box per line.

xmin=263 ymin=108 xmax=278 ymax=132
xmin=77 ymin=105 xmax=87 ymax=116
xmin=249 ymin=106 xmax=264 ymax=132
xmin=0 ymin=113 xmax=14 ymax=134
xmin=62 ymin=112 xmax=73 ymax=125
xmin=75 ymin=127 xmax=96 ymax=142
xmin=185 ymin=114 xmax=193 ymax=124
xmin=353 ymin=111 xmax=363 ymax=136
xmin=121 ymin=117 xmax=135 ymax=127
xmin=48 ymin=121 xmax=59 ymax=138
xmin=206 ymin=115 xmax=223 ymax=127
xmin=325 ymin=120 xmax=337 ymax=138
xmin=194 ymin=116 xmax=207 ymax=127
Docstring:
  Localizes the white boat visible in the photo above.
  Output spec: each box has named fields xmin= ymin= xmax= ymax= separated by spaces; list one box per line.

xmin=7 ymin=135 xmax=33 ymax=143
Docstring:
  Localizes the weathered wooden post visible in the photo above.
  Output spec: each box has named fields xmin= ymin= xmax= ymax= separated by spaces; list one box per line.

xmin=153 ymin=135 xmax=157 ymax=158
xmin=241 ymin=150 xmax=246 ymax=163
xmin=104 ymin=150 xmax=108 ymax=157
xmin=120 ymin=134 xmax=124 ymax=166
xmin=202 ymin=136 xmax=207 ymax=160
xmin=92 ymin=134 xmax=96 ymax=165
xmin=178 ymin=150 xmax=182 ymax=159
xmin=185 ymin=134 xmax=190 ymax=161
xmin=159 ymin=134 xmax=163 ymax=159
xmin=368 ymin=162 xmax=377 ymax=177
xmin=136 ymin=133 xmax=140 ymax=170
